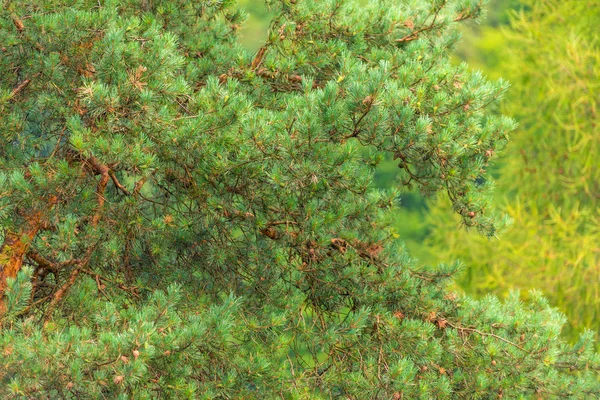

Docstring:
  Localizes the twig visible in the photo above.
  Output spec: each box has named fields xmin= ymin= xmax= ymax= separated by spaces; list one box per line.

xmin=251 ymin=46 xmax=268 ymax=70
xmin=108 ymin=170 xmax=130 ymax=195
xmin=86 ymin=157 xmax=110 ymax=227
xmin=446 ymin=321 xmax=530 ymax=353
xmin=8 ymin=79 xmax=31 ymax=100
xmin=82 ymin=269 xmax=140 ymax=299
xmin=132 ymin=175 xmax=147 ymax=196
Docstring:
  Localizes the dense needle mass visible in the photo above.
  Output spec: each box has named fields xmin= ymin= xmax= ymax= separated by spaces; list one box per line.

xmin=0 ymin=1 xmax=598 ymax=398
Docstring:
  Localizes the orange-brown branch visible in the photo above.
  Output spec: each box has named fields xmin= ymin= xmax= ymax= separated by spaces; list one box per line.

xmin=0 ymin=217 xmax=42 ymax=317
xmin=89 ymin=156 xmax=110 ymax=227
xmin=40 ymin=157 xmax=110 ymax=322
xmin=9 ymin=79 xmax=31 ymax=100
xmin=0 ymin=195 xmax=57 ymax=318
xmin=1 ymin=154 xmax=116 ymax=319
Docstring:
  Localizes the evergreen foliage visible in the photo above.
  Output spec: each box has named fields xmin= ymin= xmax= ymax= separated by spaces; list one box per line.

xmin=421 ymin=0 xmax=600 ymax=342
xmin=0 ymin=0 xmax=598 ymax=397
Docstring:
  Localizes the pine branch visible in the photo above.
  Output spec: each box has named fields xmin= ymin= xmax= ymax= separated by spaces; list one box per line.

xmin=445 ymin=321 xmax=530 ymax=353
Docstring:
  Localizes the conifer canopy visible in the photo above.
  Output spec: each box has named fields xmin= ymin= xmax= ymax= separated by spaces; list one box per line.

xmin=0 ymin=0 xmax=598 ymax=398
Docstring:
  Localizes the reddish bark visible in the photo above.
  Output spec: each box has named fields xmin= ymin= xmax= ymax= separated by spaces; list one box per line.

xmin=0 ymin=155 xmax=113 ymax=318
xmin=0 ymin=195 xmax=58 ymax=317
xmin=0 ymin=217 xmax=42 ymax=316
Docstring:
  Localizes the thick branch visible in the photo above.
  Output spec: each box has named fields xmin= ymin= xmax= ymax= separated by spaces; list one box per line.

xmin=0 ymin=214 xmax=44 ymax=317
xmin=27 ymin=250 xmax=59 ymax=275
xmin=0 ymin=191 xmax=58 ymax=317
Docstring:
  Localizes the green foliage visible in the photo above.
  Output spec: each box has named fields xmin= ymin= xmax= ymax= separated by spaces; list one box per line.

xmin=0 ymin=0 xmax=598 ymax=398
xmin=422 ymin=0 xmax=600 ymax=342
xmin=3 ymin=267 xmax=33 ymax=320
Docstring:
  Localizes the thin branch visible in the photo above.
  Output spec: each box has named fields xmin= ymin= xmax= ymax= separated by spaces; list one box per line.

xmin=446 ymin=321 xmax=530 ymax=353
xmin=81 ymin=269 xmax=140 ymax=299
xmin=109 ymin=170 xmax=130 ymax=195
xmin=133 ymin=175 xmax=149 ymax=196
xmin=87 ymin=157 xmax=110 ymax=227
xmin=43 ymin=244 xmax=97 ymax=325
xmin=9 ymin=79 xmax=31 ymax=99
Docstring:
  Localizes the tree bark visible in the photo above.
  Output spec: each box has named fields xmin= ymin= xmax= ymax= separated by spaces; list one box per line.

xmin=0 ymin=155 xmax=111 ymax=317
xmin=0 ymin=195 xmax=57 ymax=317
xmin=0 ymin=217 xmax=42 ymax=316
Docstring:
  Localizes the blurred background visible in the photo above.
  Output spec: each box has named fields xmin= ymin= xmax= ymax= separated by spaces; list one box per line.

xmin=236 ymin=0 xmax=599 ymax=344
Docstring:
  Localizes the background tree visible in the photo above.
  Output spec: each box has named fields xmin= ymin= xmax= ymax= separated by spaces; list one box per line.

xmin=0 ymin=0 xmax=598 ymax=398
xmin=419 ymin=0 xmax=600 ymax=342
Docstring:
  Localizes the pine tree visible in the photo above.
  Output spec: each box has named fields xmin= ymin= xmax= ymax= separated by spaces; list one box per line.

xmin=1 ymin=0 xmax=598 ymax=398
xmin=422 ymin=0 xmax=600 ymax=343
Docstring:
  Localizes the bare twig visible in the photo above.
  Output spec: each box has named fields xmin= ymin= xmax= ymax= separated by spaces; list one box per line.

xmin=109 ymin=170 xmax=131 ymax=195
xmin=8 ymin=79 xmax=31 ymax=100
xmin=446 ymin=321 xmax=529 ymax=353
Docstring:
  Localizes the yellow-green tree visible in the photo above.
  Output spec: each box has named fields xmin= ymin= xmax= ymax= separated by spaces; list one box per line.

xmin=423 ymin=0 xmax=600 ymax=341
